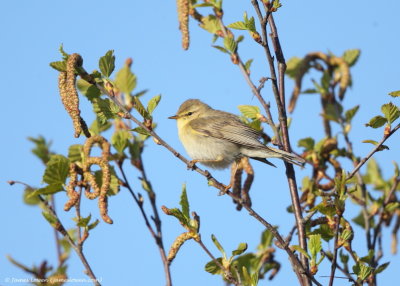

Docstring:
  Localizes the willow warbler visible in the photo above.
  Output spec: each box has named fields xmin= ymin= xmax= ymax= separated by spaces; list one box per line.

xmin=169 ymin=99 xmax=305 ymax=169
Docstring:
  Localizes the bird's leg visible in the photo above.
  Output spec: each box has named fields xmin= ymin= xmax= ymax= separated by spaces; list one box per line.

xmin=187 ymin=155 xmax=224 ymax=170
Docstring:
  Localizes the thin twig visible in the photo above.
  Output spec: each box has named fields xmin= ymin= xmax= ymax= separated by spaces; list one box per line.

xmin=346 ymin=123 xmax=400 ymax=180
xmin=50 ymin=195 xmax=63 ymax=267
xmin=197 ymin=239 xmax=238 ymax=285
xmin=116 ymin=163 xmax=172 ymax=286
xmin=328 ymin=214 xmax=343 ymax=286
xmin=322 ymin=250 xmax=358 ymax=285
xmin=8 ymin=181 xmax=101 ymax=286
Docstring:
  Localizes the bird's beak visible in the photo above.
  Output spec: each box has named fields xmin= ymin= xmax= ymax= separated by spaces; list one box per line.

xmin=168 ymin=115 xmax=179 ymax=120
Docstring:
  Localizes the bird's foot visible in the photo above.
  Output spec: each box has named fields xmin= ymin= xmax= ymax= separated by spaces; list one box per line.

xmin=187 ymin=160 xmax=198 ymax=170
xmin=218 ymin=183 xmax=232 ymax=196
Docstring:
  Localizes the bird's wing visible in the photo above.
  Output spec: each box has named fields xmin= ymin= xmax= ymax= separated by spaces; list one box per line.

xmin=189 ymin=114 xmax=264 ymax=149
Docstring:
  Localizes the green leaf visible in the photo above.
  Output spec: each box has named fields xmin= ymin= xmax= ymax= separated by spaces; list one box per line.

xmin=29 ymin=184 xmax=63 ymax=197
xmin=94 ymin=166 xmax=120 ymax=196
xmin=227 ymin=21 xmax=247 ymax=30
xmin=345 ymin=105 xmax=360 ymax=123
xmin=259 ymin=229 xmax=274 ymax=250
xmin=90 ymin=117 xmax=112 ymax=135
xmin=353 ymin=263 xmax=373 ymax=281
xmin=93 ymin=98 xmax=117 ymax=123
xmin=111 ymin=130 xmax=132 ymax=154
xmin=77 ymin=79 xmax=101 ymax=101
xmin=147 ymin=94 xmax=161 ymax=115
xmin=99 ymin=50 xmax=115 ymax=77
xmin=23 ymin=187 xmax=41 ymax=205
xmin=200 ymin=15 xmax=221 ymax=34
xmin=352 ymin=211 xmax=375 ymax=229
xmin=59 ymin=44 xmax=69 ymax=60
xmin=88 ymin=219 xmax=100 ymax=230
xmin=298 ymin=137 xmax=315 ymax=151
xmin=291 ymin=245 xmax=311 ymax=260
xmin=302 ymin=88 xmax=318 ymax=94
xmin=205 ymin=258 xmax=224 ymax=274
xmin=362 ymin=140 xmax=389 ymax=151
xmin=180 ymin=184 xmax=190 ymax=220
xmin=133 ymin=96 xmax=151 ymax=119
xmin=238 ymin=105 xmax=261 ymax=120
xmin=43 ymin=155 xmax=70 ymax=185
xmin=308 ymin=234 xmax=322 ymax=260
xmin=115 ymin=66 xmax=136 ymax=94
xmin=243 ymin=13 xmax=256 ymax=32
xmin=211 ymin=234 xmax=226 ymax=257
xmin=340 ymin=229 xmax=352 ymax=242
xmin=365 ymin=115 xmax=387 ymax=128
xmin=342 ymin=49 xmax=360 ymax=67
xmin=130 ymin=127 xmax=151 ymax=137
xmin=381 ymin=102 xmax=400 ymax=124
xmin=212 ymin=45 xmax=229 ymax=54
xmin=244 ymin=59 xmax=253 ymax=72
xmin=389 ymin=90 xmax=400 ymax=98
xmin=42 ymin=211 xmax=58 ymax=226
xmin=49 ymin=61 xmax=67 ymax=72
xmin=232 ymin=243 xmax=248 ymax=256
xmin=322 ymin=103 xmax=343 ymax=123
xmin=76 ymin=214 xmax=92 ymax=227
xmin=165 ymin=207 xmax=188 ymax=226
xmin=27 ymin=136 xmax=53 ymax=164
xmin=68 ymin=144 xmax=83 ymax=162
xmin=286 ymin=57 xmax=303 ymax=78
xmin=385 ymin=202 xmax=400 ymax=212
xmin=339 ymin=250 xmax=349 ymax=265
xmin=374 ymin=262 xmax=390 ymax=274
xmin=223 ymin=37 xmax=237 ymax=53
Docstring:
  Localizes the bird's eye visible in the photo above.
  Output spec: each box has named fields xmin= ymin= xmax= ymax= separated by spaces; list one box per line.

xmin=186 ymin=112 xmax=193 ymax=116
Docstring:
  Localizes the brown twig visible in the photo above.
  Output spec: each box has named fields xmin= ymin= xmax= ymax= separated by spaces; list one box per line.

xmin=8 ymin=181 xmax=101 ymax=286
xmin=116 ymin=162 xmax=172 ymax=286
xmin=328 ymin=214 xmax=343 ymax=286
xmin=322 ymin=249 xmax=358 ymax=285
xmin=50 ymin=195 xmax=63 ymax=267
xmin=252 ymin=3 xmax=309 ymax=283
xmin=346 ymin=123 xmax=400 ymax=181
xmin=196 ymin=239 xmax=238 ymax=285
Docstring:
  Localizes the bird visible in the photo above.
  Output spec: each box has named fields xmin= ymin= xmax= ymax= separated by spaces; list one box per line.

xmin=168 ymin=99 xmax=305 ymax=170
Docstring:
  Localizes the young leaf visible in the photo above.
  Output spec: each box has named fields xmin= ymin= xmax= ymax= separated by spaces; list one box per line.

xmin=133 ymin=96 xmax=151 ymax=119
xmin=99 ymin=50 xmax=115 ymax=77
xmin=68 ymin=144 xmax=83 ymax=162
xmin=29 ymin=184 xmax=63 ymax=197
xmin=28 ymin=136 xmax=53 ymax=164
xmin=345 ymin=105 xmax=360 ymax=123
xmin=227 ymin=21 xmax=247 ymax=30
xmin=362 ymin=140 xmax=389 ymax=151
xmin=238 ymin=105 xmax=260 ymax=120
xmin=212 ymin=45 xmax=229 ymax=54
xmin=49 ymin=61 xmax=67 ymax=72
xmin=90 ymin=117 xmax=112 ymax=135
xmin=88 ymin=219 xmax=100 ymax=230
xmin=291 ymin=245 xmax=311 ymax=260
xmin=77 ymin=79 xmax=101 ymax=102
xmin=93 ymin=98 xmax=117 ymax=123
xmin=308 ymin=234 xmax=322 ymax=260
xmin=115 ymin=66 xmax=136 ymax=94
xmin=42 ymin=211 xmax=58 ymax=226
xmin=244 ymin=59 xmax=253 ymax=72
xmin=381 ymin=102 xmax=400 ymax=124
xmin=204 ymin=258 xmax=224 ymax=275
xmin=180 ymin=184 xmax=190 ymax=220
xmin=298 ymin=137 xmax=315 ymax=151
xmin=43 ymin=155 xmax=70 ymax=185
xmin=286 ymin=57 xmax=303 ymax=79
xmin=223 ymin=37 xmax=237 ymax=53
xmin=389 ymin=90 xmax=400 ymax=97
xmin=232 ymin=243 xmax=248 ymax=256
xmin=130 ymin=127 xmax=151 ymax=136
xmin=211 ymin=234 xmax=226 ymax=257
xmin=76 ymin=214 xmax=92 ymax=227
xmin=111 ymin=130 xmax=132 ymax=154
xmin=200 ymin=15 xmax=221 ymax=34
xmin=365 ymin=115 xmax=387 ymax=128
xmin=147 ymin=94 xmax=162 ymax=115
xmin=374 ymin=262 xmax=390 ymax=274
xmin=342 ymin=49 xmax=361 ymax=67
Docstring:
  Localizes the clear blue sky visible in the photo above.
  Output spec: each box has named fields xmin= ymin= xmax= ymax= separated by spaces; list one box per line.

xmin=1 ymin=0 xmax=399 ymax=285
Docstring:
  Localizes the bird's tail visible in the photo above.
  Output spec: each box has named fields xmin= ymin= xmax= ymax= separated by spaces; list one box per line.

xmin=267 ymin=146 xmax=306 ymax=167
